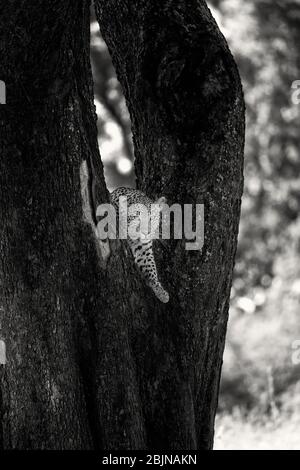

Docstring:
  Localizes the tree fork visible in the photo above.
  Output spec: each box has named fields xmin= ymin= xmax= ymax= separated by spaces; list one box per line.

xmin=95 ymin=0 xmax=245 ymax=449
xmin=0 ymin=0 xmax=244 ymax=450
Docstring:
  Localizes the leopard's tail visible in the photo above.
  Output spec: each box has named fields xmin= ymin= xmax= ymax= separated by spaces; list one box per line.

xmin=129 ymin=238 xmax=170 ymax=303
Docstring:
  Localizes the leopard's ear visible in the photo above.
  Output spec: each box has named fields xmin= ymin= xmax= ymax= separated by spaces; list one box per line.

xmin=156 ymin=196 xmax=167 ymax=209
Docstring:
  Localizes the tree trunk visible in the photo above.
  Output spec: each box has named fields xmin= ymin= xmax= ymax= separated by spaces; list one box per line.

xmin=0 ymin=0 xmax=244 ymax=450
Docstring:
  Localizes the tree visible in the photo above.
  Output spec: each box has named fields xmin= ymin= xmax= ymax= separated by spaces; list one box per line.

xmin=0 ymin=0 xmax=244 ymax=450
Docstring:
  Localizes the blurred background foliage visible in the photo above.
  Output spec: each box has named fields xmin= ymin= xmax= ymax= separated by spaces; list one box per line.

xmin=91 ymin=0 xmax=300 ymax=448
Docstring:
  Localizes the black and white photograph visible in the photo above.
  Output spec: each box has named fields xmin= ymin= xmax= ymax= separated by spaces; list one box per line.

xmin=0 ymin=0 xmax=300 ymax=455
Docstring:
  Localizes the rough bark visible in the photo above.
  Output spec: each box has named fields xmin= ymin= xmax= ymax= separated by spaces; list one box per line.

xmin=94 ymin=0 xmax=245 ymax=450
xmin=0 ymin=0 xmax=244 ymax=450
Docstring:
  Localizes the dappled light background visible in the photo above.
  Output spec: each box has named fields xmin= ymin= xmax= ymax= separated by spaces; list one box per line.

xmin=91 ymin=0 xmax=300 ymax=449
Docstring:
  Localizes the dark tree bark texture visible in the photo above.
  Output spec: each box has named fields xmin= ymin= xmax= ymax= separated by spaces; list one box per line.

xmin=0 ymin=0 xmax=244 ymax=450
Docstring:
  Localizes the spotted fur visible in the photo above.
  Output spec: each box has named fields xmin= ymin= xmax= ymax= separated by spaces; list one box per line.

xmin=110 ymin=187 xmax=169 ymax=303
